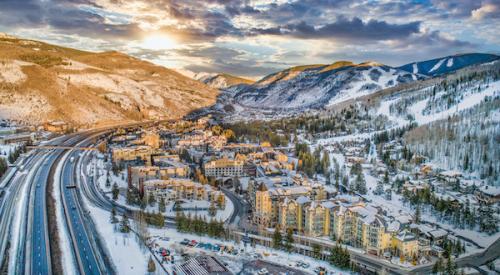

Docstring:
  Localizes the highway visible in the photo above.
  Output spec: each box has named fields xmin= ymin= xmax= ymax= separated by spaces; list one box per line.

xmin=0 ymin=151 xmax=46 ymax=272
xmin=27 ymin=134 xmax=84 ymax=275
xmin=0 ymin=134 xmax=73 ymax=274
xmin=29 ymin=153 xmax=59 ymax=275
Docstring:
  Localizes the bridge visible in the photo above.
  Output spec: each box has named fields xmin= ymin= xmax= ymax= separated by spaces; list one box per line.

xmin=27 ymin=146 xmax=99 ymax=151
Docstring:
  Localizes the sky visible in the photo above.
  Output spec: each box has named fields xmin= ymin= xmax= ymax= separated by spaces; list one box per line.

xmin=0 ymin=0 xmax=499 ymax=79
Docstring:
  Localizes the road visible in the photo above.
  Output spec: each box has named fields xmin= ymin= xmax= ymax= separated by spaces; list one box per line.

xmin=29 ymin=153 xmax=59 ymax=275
xmin=0 ymin=151 xmax=46 ymax=272
xmin=0 ymin=134 xmax=75 ymax=274
xmin=27 ymin=134 xmax=88 ymax=275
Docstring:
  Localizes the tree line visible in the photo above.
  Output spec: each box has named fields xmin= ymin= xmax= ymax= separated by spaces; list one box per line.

xmin=175 ymin=212 xmax=226 ymax=239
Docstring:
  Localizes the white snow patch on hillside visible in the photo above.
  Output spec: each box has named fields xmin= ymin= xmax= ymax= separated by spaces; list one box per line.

xmin=412 ymin=63 xmax=418 ymax=74
xmin=0 ymin=61 xmax=26 ymax=83
xmin=410 ymin=81 xmax=500 ymax=125
xmin=0 ymin=93 xmax=52 ymax=122
xmin=58 ymin=59 xmax=100 ymax=71
xmin=377 ymin=98 xmax=408 ymax=127
xmin=447 ymin=58 xmax=454 ymax=67
xmin=429 ymin=59 xmax=446 ymax=73
xmin=328 ymin=68 xmax=402 ymax=106
xmin=64 ymin=73 xmax=164 ymax=109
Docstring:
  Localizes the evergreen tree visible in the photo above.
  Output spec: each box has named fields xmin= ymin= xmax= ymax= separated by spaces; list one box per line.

xmin=111 ymin=183 xmax=119 ymax=200
xmin=158 ymin=197 xmax=166 ymax=212
xmin=126 ymin=188 xmax=134 ymax=205
xmin=415 ymin=205 xmax=421 ymax=224
xmin=375 ymin=181 xmax=384 ymax=195
xmin=478 ymin=204 xmax=498 ymax=234
xmin=148 ymin=193 xmax=156 ymax=206
xmin=284 ymin=228 xmax=294 ymax=253
xmin=432 ymin=258 xmax=442 ymax=274
xmin=272 ymin=226 xmax=282 ymax=249
xmin=140 ymin=195 xmax=148 ymax=210
xmin=355 ymin=173 xmax=367 ymax=194
xmin=110 ymin=207 xmax=118 ymax=224
xmin=0 ymin=158 xmax=7 ymax=178
xmin=312 ymin=243 xmax=321 ymax=259
xmin=320 ymin=150 xmax=330 ymax=175
xmin=120 ymin=215 xmax=130 ymax=233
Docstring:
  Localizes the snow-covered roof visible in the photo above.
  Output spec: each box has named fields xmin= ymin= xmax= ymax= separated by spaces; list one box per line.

xmin=396 ymin=229 xmax=417 ymax=242
xmin=428 ymin=229 xmax=447 ymax=239
xmin=387 ymin=221 xmax=400 ymax=232
xmin=479 ymin=185 xmax=500 ymax=196
xmin=439 ymin=170 xmax=462 ymax=177
xmin=296 ymin=196 xmax=311 ymax=204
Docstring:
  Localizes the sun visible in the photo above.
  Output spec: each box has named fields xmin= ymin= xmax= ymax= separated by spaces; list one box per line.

xmin=140 ymin=35 xmax=178 ymax=50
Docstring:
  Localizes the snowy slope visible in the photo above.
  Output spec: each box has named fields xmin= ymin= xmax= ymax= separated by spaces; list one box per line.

xmin=194 ymin=73 xmax=254 ymax=90
xmin=231 ymin=62 xmax=423 ymax=110
xmin=398 ymin=53 xmax=499 ymax=76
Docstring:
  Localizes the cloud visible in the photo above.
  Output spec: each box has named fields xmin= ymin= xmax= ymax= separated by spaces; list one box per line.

xmin=316 ymin=30 xmax=476 ymax=66
xmin=174 ymin=45 xmax=282 ymax=78
xmin=471 ymin=3 xmax=500 ymax=20
xmin=0 ymin=0 xmax=142 ymax=40
xmin=249 ymin=17 xmax=421 ymax=42
xmin=0 ymin=0 xmax=497 ymax=79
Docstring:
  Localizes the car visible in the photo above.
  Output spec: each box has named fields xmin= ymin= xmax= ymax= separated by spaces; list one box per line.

xmin=314 ymin=267 xmax=326 ymax=275
xmin=257 ymin=268 xmax=268 ymax=275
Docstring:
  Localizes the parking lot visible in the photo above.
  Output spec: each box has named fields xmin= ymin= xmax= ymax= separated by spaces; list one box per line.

xmin=239 ymin=260 xmax=309 ymax=275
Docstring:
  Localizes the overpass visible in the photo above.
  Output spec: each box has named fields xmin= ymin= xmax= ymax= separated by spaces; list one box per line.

xmin=27 ymin=145 xmax=101 ymax=151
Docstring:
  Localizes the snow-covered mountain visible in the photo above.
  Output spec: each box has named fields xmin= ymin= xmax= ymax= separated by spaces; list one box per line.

xmin=194 ymin=73 xmax=254 ymax=90
xmin=398 ymin=53 xmax=499 ymax=77
xmin=0 ymin=34 xmax=218 ymax=126
xmin=230 ymin=61 xmax=423 ymax=110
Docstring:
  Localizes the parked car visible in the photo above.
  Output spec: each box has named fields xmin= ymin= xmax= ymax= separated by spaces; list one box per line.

xmin=258 ymin=268 xmax=268 ymax=275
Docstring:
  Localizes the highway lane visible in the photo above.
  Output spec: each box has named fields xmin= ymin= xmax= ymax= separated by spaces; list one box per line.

xmin=0 ymin=152 xmax=47 ymax=271
xmin=27 ymin=134 xmax=84 ymax=275
xmin=59 ymin=131 xmax=121 ymax=275
xmin=29 ymin=153 xmax=59 ymax=275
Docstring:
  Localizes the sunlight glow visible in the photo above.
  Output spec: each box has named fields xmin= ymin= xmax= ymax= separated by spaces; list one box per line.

xmin=140 ymin=35 xmax=178 ymax=50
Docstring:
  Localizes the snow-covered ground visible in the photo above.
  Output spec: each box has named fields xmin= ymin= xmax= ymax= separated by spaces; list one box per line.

xmin=164 ymin=198 xmax=234 ymax=222
xmin=408 ymin=81 xmax=499 ymax=125
xmin=85 ymin=201 xmax=154 ymax=274
xmin=0 ymin=144 xmax=18 ymax=161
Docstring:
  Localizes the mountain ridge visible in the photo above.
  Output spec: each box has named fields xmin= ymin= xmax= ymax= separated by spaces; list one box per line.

xmin=0 ymin=35 xmax=219 ymax=126
xmin=398 ymin=53 xmax=499 ymax=76
xmin=195 ymin=72 xmax=254 ymax=89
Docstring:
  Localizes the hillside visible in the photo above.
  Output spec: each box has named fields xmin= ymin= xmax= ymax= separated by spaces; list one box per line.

xmin=229 ymin=61 xmax=423 ymax=110
xmin=195 ymin=73 xmax=254 ymax=90
xmin=0 ymin=34 xmax=218 ymax=127
xmin=398 ymin=53 xmax=499 ymax=77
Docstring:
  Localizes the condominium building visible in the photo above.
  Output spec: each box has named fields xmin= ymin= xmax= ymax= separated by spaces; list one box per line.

xmin=270 ymin=197 xmax=420 ymax=259
xmin=112 ymin=146 xmax=154 ymax=165
xmin=204 ymin=157 xmax=244 ymax=177
xmin=254 ymin=184 xmax=325 ymax=228
xmin=142 ymin=178 xmax=225 ymax=207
